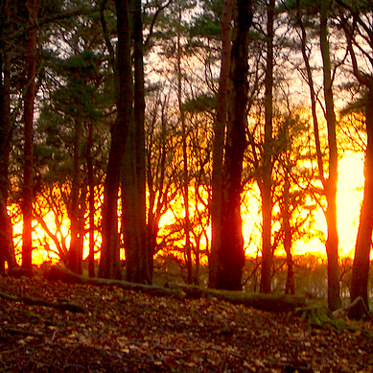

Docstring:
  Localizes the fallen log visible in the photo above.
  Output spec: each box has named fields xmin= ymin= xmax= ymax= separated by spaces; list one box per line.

xmin=165 ymin=282 xmax=307 ymax=312
xmin=47 ymin=265 xmax=182 ymax=298
xmin=47 ymin=265 xmax=307 ymax=312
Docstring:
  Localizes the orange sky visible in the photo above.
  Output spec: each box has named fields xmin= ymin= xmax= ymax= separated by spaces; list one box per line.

xmin=242 ymin=152 xmax=365 ymax=259
xmin=11 ymin=152 xmax=366 ymax=266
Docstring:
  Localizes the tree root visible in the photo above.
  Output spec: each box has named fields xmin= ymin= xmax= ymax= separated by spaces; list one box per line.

xmin=333 ymin=296 xmax=373 ymax=321
xmin=295 ymin=305 xmax=347 ymax=332
xmin=295 ymin=303 xmax=373 ymax=336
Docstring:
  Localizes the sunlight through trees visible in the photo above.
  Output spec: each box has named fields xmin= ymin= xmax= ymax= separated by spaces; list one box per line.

xmin=0 ymin=0 xmax=373 ymax=319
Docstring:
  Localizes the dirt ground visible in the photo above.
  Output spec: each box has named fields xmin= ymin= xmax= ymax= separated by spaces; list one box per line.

xmin=0 ymin=274 xmax=372 ymax=372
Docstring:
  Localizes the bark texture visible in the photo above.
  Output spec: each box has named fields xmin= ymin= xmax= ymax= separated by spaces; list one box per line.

xmin=0 ymin=0 xmax=16 ymax=271
xmin=348 ymin=87 xmax=373 ymax=319
xmin=260 ymin=0 xmax=275 ymax=294
xmin=99 ymin=0 xmax=133 ymax=279
xmin=216 ymin=0 xmax=252 ymax=290
xmin=122 ymin=0 xmax=149 ymax=284
xmin=68 ymin=116 xmax=84 ymax=274
xmin=210 ymin=0 xmax=234 ymax=289
xmin=22 ymin=0 xmax=41 ymax=270
xmin=320 ymin=0 xmax=341 ymax=311
xmin=337 ymin=0 xmax=373 ymax=320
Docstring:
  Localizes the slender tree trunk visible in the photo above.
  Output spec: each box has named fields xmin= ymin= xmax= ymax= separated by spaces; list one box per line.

xmin=68 ymin=118 xmax=83 ymax=274
xmin=145 ymin=99 xmax=168 ymax=281
xmin=217 ymin=0 xmax=252 ymax=290
xmin=338 ymin=7 xmax=373 ymax=319
xmin=99 ymin=0 xmax=133 ymax=280
xmin=87 ymin=121 xmax=95 ymax=278
xmin=260 ymin=0 xmax=275 ymax=294
xmin=283 ymin=168 xmax=295 ymax=295
xmin=210 ymin=0 xmax=234 ymax=289
xmin=194 ymin=240 xmax=200 ymax=285
xmin=348 ymin=86 xmax=373 ymax=319
xmin=0 ymin=0 xmax=16 ymax=271
xmin=133 ymin=0 xmax=149 ymax=283
xmin=296 ymin=2 xmax=324 ymax=179
xmin=297 ymin=0 xmax=341 ymax=309
xmin=177 ymin=24 xmax=193 ymax=284
xmin=22 ymin=0 xmax=40 ymax=270
xmin=320 ymin=0 xmax=341 ymax=311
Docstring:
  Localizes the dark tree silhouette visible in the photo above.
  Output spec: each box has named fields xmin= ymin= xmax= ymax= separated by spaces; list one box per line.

xmin=216 ymin=0 xmax=253 ymax=290
xmin=0 ymin=0 xmax=16 ymax=272
xmin=99 ymin=0 xmax=133 ymax=279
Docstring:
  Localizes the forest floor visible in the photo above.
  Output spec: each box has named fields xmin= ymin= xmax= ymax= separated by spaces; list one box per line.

xmin=0 ymin=275 xmax=373 ymax=373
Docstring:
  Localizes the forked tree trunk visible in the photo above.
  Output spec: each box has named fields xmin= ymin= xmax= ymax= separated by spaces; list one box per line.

xmin=99 ymin=0 xmax=133 ymax=280
xmin=217 ymin=0 xmax=252 ymax=290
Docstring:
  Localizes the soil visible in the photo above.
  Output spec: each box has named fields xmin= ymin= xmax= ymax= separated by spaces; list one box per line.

xmin=0 ymin=275 xmax=372 ymax=372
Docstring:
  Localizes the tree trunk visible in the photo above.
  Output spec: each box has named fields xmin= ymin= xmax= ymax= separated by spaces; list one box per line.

xmin=260 ymin=0 xmax=275 ymax=294
xmin=217 ymin=0 xmax=252 ymax=290
xmin=122 ymin=126 xmax=142 ymax=282
xmin=296 ymin=1 xmax=324 ymax=180
xmin=133 ymin=0 xmax=149 ymax=283
xmin=146 ymin=99 xmax=168 ymax=281
xmin=98 ymin=133 xmax=123 ymax=280
xmin=87 ymin=121 xmax=95 ymax=278
xmin=210 ymin=0 xmax=234 ymax=289
xmin=0 ymin=0 xmax=16 ymax=271
xmin=98 ymin=0 xmax=133 ymax=280
xmin=122 ymin=0 xmax=148 ymax=284
xmin=348 ymin=86 xmax=373 ymax=319
xmin=22 ymin=0 xmax=40 ymax=270
xmin=320 ymin=0 xmax=341 ymax=311
xmin=260 ymin=183 xmax=272 ymax=293
xmin=177 ymin=22 xmax=193 ymax=284
xmin=283 ymin=169 xmax=295 ymax=295
xmin=296 ymin=0 xmax=341 ymax=310
xmin=68 ymin=118 xmax=83 ymax=274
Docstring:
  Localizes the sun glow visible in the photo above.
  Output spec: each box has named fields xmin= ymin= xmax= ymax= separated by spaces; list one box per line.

xmin=337 ymin=152 xmax=364 ymax=257
xmin=240 ymin=151 xmax=365 ymax=259
xmin=9 ymin=152 xmax=366 ymax=267
xmin=291 ymin=152 xmax=365 ymax=258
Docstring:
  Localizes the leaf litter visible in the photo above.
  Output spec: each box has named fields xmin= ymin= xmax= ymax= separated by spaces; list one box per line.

xmin=0 ymin=275 xmax=372 ymax=372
